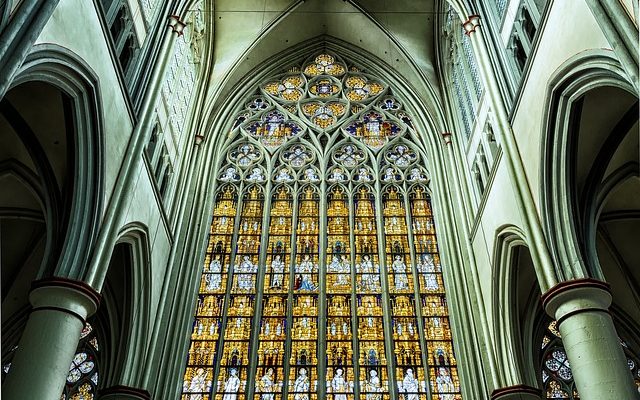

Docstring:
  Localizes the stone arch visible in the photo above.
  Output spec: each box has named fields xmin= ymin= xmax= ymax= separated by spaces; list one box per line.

xmin=1 ymin=45 xmax=104 ymax=365
xmin=491 ymin=226 xmax=542 ymax=392
xmin=541 ymin=50 xmax=639 ymax=322
xmin=88 ymin=224 xmax=151 ymax=393
xmin=9 ymin=43 xmax=105 ymax=280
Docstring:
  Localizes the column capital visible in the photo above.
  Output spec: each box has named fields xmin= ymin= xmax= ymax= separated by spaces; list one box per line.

xmin=168 ymin=15 xmax=187 ymax=36
xmin=29 ymin=277 xmax=101 ymax=323
xmin=491 ymin=384 xmax=543 ymax=400
xmin=99 ymin=385 xmax=151 ymax=400
xmin=463 ymin=15 xmax=481 ymax=36
xmin=541 ymin=278 xmax=611 ymax=324
xmin=441 ymin=132 xmax=453 ymax=145
xmin=194 ymin=134 xmax=205 ymax=145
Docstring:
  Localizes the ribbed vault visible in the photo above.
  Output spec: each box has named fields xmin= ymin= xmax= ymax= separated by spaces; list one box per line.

xmin=206 ymin=0 xmax=442 ymax=114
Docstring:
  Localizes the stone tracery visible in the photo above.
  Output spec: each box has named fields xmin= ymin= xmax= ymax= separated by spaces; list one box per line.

xmin=181 ymin=53 xmax=462 ymax=400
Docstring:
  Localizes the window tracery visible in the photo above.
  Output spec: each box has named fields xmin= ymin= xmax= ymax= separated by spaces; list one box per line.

xmin=182 ymin=52 xmax=463 ymax=400
xmin=64 ymin=323 xmax=99 ymax=400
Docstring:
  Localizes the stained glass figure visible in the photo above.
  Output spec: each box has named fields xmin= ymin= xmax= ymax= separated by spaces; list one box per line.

xmin=246 ymin=167 xmax=266 ymax=183
xmin=407 ymin=168 xmax=428 ymax=183
xmin=294 ymin=188 xmax=320 ymax=292
xmin=220 ymin=166 xmax=240 ymax=182
xmin=217 ymin=295 xmax=253 ymax=400
xmin=344 ymin=75 xmax=384 ymax=102
xmin=343 ymin=111 xmax=401 ymax=150
xmin=290 ymin=295 xmax=319 ymax=400
xmin=354 ymin=168 xmax=373 ymax=183
xmin=383 ymin=189 xmax=414 ymax=294
xmin=265 ymin=187 xmax=292 ymax=292
xmin=328 ymin=167 xmax=348 ymax=183
xmin=391 ymin=296 xmax=426 ymax=400
xmin=255 ymin=295 xmax=287 ymax=400
xmin=358 ymin=294 xmax=389 ymax=399
xmin=354 ymin=188 xmax=381 ymax=294
xmin=302 ymin=167 xmax=320 ymax=182
xmin=245 ymin=111 xmax=303 ymax=150
xmin=381 ymin=166 xmax=401 ymax=183
xmin=410 ymin=188 xmax=461 ymax=400
xmin=274 ymin=167 xmax=295 ymax=183
xmin=309 ymin=77 xmax=341 ymax=98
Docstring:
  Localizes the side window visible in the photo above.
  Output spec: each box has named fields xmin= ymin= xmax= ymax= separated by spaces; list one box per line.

xmin=100 ymin=0 xmax=140 ymax=79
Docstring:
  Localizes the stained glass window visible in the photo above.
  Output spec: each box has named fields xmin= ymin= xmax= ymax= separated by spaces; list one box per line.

xmin=64 ymin=323 xmax=99 ymax=400
xmin=443 ymin=12 xmax=483 ymax=140
xmin=181 ymin=53 xmax=463 ymax=400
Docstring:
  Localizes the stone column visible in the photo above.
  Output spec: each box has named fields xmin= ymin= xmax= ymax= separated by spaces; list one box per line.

xmin=0 ymin=0 xmax=62 ymax=98
xmin=2 ymin=278 xmax=100 ymax=400
xmin=100 ymin=385 xmax=151 ymax=400
xmin=542 ymin=279 xmax=638 ymax=400
xmin=491 ymin=385 xmax=542 ymax=400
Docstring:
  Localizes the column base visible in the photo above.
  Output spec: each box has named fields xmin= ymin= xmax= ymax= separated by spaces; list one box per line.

xmin=99 ymin=385 xmax=151 ymax=400
xmin=542 ymin=278 xmax=637 ymax=400
xmin=491 ymin=384 xmax=543 ymax=400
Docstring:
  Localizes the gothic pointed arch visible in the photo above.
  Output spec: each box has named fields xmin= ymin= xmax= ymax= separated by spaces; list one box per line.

xmin=181 ymin=51 xmax=464 ymax=400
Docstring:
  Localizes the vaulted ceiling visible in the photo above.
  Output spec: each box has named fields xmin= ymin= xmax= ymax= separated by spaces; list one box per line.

xmin=206 ymin=0 xmax=443 ymax=112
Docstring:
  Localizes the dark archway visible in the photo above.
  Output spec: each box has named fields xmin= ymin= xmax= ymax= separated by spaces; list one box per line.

xmin=0 ymin=81 xmax=74 ymax=359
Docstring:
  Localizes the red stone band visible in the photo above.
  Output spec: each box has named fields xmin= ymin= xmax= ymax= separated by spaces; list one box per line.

xmin=31 ymin=277 xmax=102 ymax=307
xmin=540 ymin=278 xmax=610 ymax=311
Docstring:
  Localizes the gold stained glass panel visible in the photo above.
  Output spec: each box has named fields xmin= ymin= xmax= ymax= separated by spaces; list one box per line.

xmin=183 ymin=188 xmax=237 ymax=400
xmin=410 ymin=188 xmax=462 ymax=400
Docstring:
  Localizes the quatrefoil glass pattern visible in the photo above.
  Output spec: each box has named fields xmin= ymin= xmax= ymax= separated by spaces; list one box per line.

xmin=263 ymin=75 xmax=305 ymax=101
xmin=229 ymin=144 xmax=262 ymax=168
xmin=333 ymin=144 xmax=365 ymax=168
xmin=344 ymin=75 xmax=384 ymax=102
xmin=385 ymin=144 xmax=417 ymax=168
xmin=282 ymin=144 xmax=313 ymax=168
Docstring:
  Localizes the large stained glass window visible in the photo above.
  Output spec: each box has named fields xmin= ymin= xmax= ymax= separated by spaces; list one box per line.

xmin=182 ymin=53 xmax=463 ymax=400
